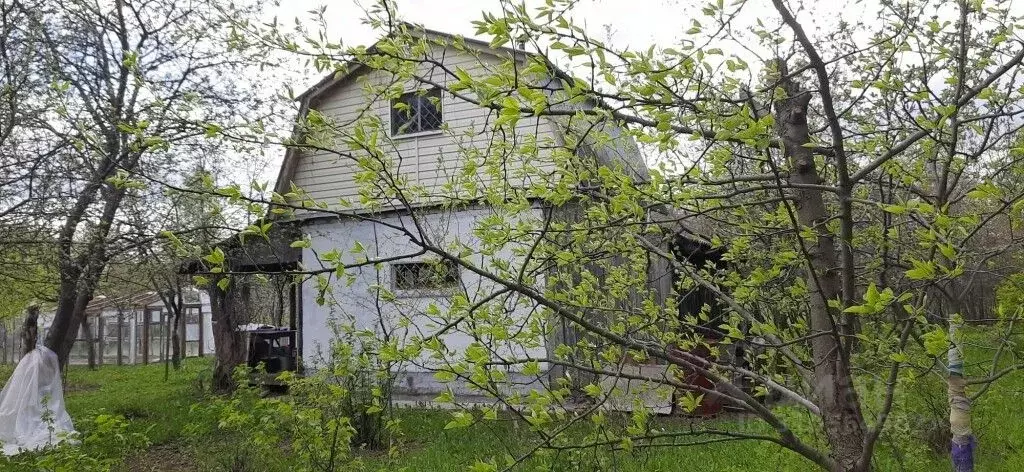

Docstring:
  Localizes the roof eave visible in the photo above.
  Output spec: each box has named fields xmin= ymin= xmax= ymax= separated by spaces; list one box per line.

xmin=294 ymin=23 xmax=532 ymax=105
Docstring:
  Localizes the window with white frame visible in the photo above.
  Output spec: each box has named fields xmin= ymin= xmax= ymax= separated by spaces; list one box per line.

xmin=392 ymin=260 xmax=460 ymax=292
xmin=391 ymin=88 xmax=443 ymax=135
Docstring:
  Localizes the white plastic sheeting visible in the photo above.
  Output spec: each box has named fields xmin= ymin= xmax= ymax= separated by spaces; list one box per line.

xmin=0 ymin=346 xmax=76 ymax=455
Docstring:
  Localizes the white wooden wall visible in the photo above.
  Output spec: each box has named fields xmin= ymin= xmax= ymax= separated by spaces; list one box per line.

xmin=289 ymin=43 xmax=560 ymax=211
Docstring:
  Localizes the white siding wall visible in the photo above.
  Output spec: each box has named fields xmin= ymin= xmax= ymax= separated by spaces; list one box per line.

xmin=300 ymin=207 xmax=548 ymax=377
xmin=289 ymin=44 xmax=560 ymax=210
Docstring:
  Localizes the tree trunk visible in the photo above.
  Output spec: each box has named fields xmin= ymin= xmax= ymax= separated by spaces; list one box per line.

xmin=45 ymin=186 xmax=129 ymax=366
xmin=948 ymin=322 xmax=973 ymax=471
xmin=45 ymin=277 xmax=85 ymax=367
xmin=164 ymin=310 xmax=171 ymax=380
xmin=773 ymin=62 xmax=867 ymax=471
xmin=945 ymin=3 xmax=975 ymax=469
xmin=171 ymin=309 xmax=182 ymax=370
xmin=55 ymin=284 xmax=101 ymax=368
xmin=82 ymin=316 xmax=96 ymax=370
xmin=142 ymin=311 xmax=149 ymax=365
xmin=20 ymin=306 xmax=39 ymax=357
xmin=46 ymin=286 xmax=94 ymax=370
xmin=209 ymin=276 xmax=245 ymax=393
xmin=116 ymin=311 xmax=124 ymax=365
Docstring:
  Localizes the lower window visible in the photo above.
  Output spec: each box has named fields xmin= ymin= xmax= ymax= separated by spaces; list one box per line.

xmin=392 ymin=260 xmax=460 ymax=292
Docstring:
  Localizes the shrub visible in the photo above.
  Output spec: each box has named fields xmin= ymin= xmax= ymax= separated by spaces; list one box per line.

xmin=0 ymin=414 xmax=149 ymax=472
xmin=189 ymin=338 xmax=400 ymax=472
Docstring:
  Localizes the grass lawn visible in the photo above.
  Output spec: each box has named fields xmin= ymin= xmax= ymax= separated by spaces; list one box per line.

xmin=0 ymin=333 xmax=1020 ymax=471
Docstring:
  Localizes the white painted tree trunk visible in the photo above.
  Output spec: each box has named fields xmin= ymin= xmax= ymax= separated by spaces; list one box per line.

xmin=948 ymin=321 xmax=974 ymax=471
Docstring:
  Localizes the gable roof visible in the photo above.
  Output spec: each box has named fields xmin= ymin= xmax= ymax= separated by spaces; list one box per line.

xmin=295 ymin=23 xmax=531 ymax=105
xmin=271 ymin=24 xmax=650 ymax=202
xmin=36 ymin=292 xmax=164 ymax=318
xmin=85 ymin=292 xmax=164 ymax=313
xmin=272 ymin=24 xmax=532 ymax=197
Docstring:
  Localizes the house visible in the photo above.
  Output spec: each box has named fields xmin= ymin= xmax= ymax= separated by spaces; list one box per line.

xmin=206 ymin=25 xmax=728 ymax=406
xmin=266 ymin=24 xmax=678 ymax=397
xmin=2 ymin=290 xmax=216 ymax=366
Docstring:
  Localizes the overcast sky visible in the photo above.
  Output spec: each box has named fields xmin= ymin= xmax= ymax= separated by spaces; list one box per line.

xmin=271 ymin=0 xmax=883 ymax=88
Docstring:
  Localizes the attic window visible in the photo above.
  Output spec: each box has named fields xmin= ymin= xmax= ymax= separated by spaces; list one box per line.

xmin=391 ymin=88 xmax=443 ymax=135
xmin=392 ymin=260 xmax=459 ymax=291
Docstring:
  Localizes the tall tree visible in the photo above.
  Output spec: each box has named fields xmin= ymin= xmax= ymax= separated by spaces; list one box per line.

xmin=0 ymin=0 xmax=272 ymax=366
xmin=206 ymin=0 xmax=1024 ymax=470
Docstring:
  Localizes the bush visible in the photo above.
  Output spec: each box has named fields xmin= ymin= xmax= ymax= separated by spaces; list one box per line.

xmin=0 ymin=414 xmax=149 ymax=472
xmin=996 ymin=274 xmax=1024 ymax=319
xmin=318 ymin=329 xmax=397 ymax=451
xmin=187 ymin=334 xmax=399 ymax=472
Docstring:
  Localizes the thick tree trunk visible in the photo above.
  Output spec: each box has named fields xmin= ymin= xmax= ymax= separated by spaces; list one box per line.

xmin=45 ymin=194 xmax=106 ymax=365
xmin=20 ymin=306 xmax=38 ymax=357
xmin=209 ymin=277 xmax=245 ymax=393
xmin=773 ymin=64 xmax=867 ymax=471
xmin=45 ymin=186 xmax=129 ymax=366
xmin=45 ymin=276 xmax=85 ymax=366
xmin=47 ymin=285 xmax=94 ymax=369
xmin=54 ymin=279 xmax=103 ymax=368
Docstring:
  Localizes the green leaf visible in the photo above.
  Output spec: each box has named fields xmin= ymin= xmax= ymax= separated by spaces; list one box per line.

xmin=444 ymin=411 xmax=474 ymax=430
xmin=678 ymin=391 xmax=704 ymax=413
xmin=465 ymin=343 xmax=489 ymax=363
xmin=434 ymin=370 xmax=456 ymax=383
xmin=967 ymin=181 xmax=1002 ymax=200
xmin=469 ymin=460 xmax=498 ymax=472
xmin=864 ymin=283 xmax=880 ymax=304
xmin=204 ymin=123 xmax=222 ymax=137
xmin=454 ymin=66 xmax=472 ymax=85
xmin=434 ymin=390 xmax=455 ymax=403
xmin=881 ymin=203 xmax=908 ymax=214
xmin=889 ymin=351 xmax=911 ymax=363
xmin=939 ymin=244 xmax=956 ymax=261
xmin=905 ymin=260 xmax=937 ymax=280
xmin=922 ymin=328 xmax=950 ymax=357
xmin=203 ymin=247 xmax=225 ymax=265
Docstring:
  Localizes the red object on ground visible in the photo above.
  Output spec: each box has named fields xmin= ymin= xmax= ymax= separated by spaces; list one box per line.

xmin=671 ymin=336 xmax=724 ymax=416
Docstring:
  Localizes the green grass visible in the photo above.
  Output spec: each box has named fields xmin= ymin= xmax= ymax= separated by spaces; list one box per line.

xmin=0 ymin=357 xmax=212 ymax=471
xmin=60 ymin=359 xmax=212 ymax=446
xmin=0 ymin=358 xmax=211 ymax=444
xmin=362 ymin=409 xmax=813 ymax=471
xmin=0 ymin=330 xmax=1021 ymax=471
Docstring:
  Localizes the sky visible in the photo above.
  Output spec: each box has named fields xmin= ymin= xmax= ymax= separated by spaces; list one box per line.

xmin=275 ymin=0 xmax=701 ymax=76
xmin=270 ymin=0 xmax=880 ymax=76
